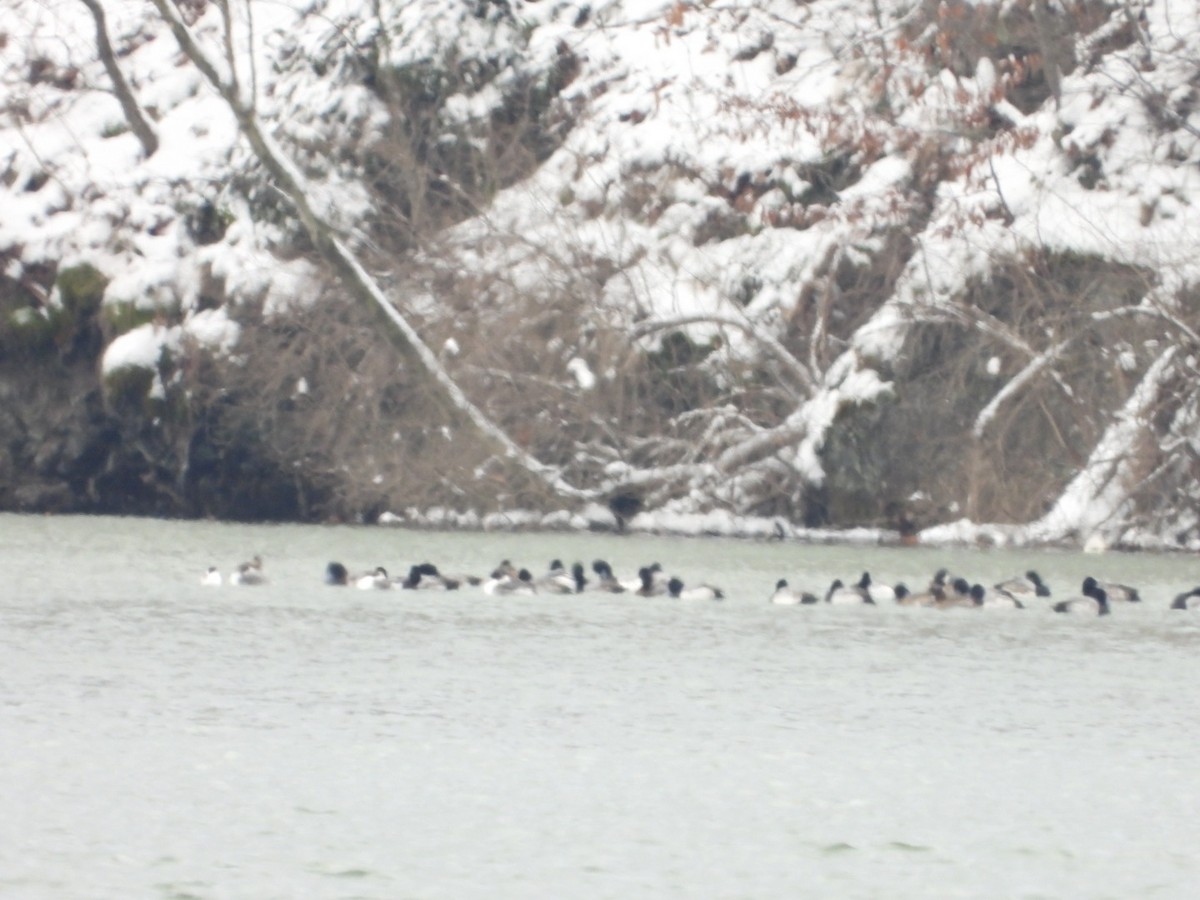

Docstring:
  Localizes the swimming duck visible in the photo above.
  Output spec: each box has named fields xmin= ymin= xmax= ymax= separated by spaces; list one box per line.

xmin=424 ymin=563 xmax=462 ymax=589
xmin=535 ymin=560 xmax=582 ymax=594
xmin=399 ymin=565 xmax=426 ymax=589
xmin=425 ymin=564 xmax=481 ymax=588
xmin=534 ymin=559 xmax=568 ymax=592
xmin=666 ymin=576 xmax=724 ymax=602
xmin=933 ymin=578 xmax=980 ymax=609
xmin=857 ymin=571 xmax=902 ymax=604
xmin=489 ymin=559 xmax=519 ymax=579
xmin=590 ymin=560 xmax=627 ymax=593
xmin=1090 ymin=576 xmax=1140 ymax=603
xmin=615 ymin=563 xmax=659 ymax=593
xmin=481 ymin=565 xmax=510 ymax=594
xmin=355 ymin=566 xmax=392 ymax=590
xmin=400 ymin=562 xmax=460 ymax=590
xmin=979 ymin=585 xmax=1024 ymax=609
xmin=485 ymin=567 xmax=538 ymax=596
xmin=1053 ymin=579 xmax=1110 ymax=615
xmin=929 ymin=568 xmax=955 ymax=592
xmin=897 ymin=584 xmax=941 ymax=607
xmin=995 ymin=570 xmax=1051 ymax=599
xmin=200 ymin=566 xmax=222 ymax=587
xmin=230 ymin=555 xmax=266 ymax=586
xmin=636 ymin=562 xmax=669 ymax=594
xmin=770 ymin=579 xmax=818 ymax=605
xmin=634 ymin=565 xmax=670 ymax=597
xmin=825 ymin=578 xmax=874 ymax=605
xmin=569 ymin=562 xmax=589 ymax=593
xmin=325 ymin=561 xmax=349 ymax=585
xmin=1170 ymin=586 xmax=1200 ymax=610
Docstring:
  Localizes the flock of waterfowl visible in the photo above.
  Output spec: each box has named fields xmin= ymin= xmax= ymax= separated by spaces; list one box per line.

xmin=201 ymin=556 xmax=723 ymax=600
xmin=351 ymin=558 xmax=723 ymax=600
xmin=201 ymin=556 xmax=1200 ymax=613
xmin=772 ymin=568 xmax=1200 ymax=614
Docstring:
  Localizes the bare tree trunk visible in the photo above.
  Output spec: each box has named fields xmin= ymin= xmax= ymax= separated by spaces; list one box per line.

xmin=80 ymin=0 xmax=158 ymax=157
xmin=1031 ymin=0 xmax=1063 ymax=107
xmin=147 ymin=0 xmax=593 ymax=503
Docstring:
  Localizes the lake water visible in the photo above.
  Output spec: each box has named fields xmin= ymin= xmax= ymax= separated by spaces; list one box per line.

xmin=2 ymin=513 xmax=1199 ymax=898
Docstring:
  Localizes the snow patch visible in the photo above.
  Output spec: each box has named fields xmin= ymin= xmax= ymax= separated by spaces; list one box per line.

xmin=102 ymin=323 xmax=179 ymax=375
xmin=566 ymin=357 xmax=596 ymax=390
xmin=183 ymin=308 xmax=240 ymax=355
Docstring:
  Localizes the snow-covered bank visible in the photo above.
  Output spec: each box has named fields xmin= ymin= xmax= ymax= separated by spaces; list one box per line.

xmin=2 ymin=1 xmax=1199 ymax=539
xmin=375 ymin=505 xmax=1200 ymax=554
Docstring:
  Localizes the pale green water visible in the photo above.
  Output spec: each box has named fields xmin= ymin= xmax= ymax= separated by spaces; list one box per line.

xmin=1 ymin=513 xmax=1199 ymax=898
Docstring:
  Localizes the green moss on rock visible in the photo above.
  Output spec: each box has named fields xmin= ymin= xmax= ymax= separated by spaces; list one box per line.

xmin=102 ymin=301 xmax=157 ymax=338
xmin=102 ymin=365 xmax=155 ymax=410
xmin=56 ymin=263 xmax=108 ymax=318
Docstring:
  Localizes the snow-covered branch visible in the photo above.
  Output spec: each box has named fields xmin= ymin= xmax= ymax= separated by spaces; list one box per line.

xmin=1090 ymin=304 xmax=1200 ymax=347
xmin=972 ymin=338 xmax=1073 ymax=439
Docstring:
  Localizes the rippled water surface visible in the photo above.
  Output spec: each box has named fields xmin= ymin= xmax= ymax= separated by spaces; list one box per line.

xmin=2 ymin=513 xmax=1199 ymax=898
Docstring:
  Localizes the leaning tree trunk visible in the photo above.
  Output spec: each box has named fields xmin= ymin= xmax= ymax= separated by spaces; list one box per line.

xmin=148 ymin=0 xmax=592 ymax=503
xmin=1025 ymin=347 xmax=1178 ymax=544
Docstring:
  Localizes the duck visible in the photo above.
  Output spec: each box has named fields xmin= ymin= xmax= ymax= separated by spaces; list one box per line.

xmin=995 ymin=570 xmax=1051 ymax=599
xmin=1089 ymin=576 xmax=1140 ymax=603
xmin=481 ymin=563 xmax=511 ymax=595
xmin=666 ymin=576 xmax=724 ymax=602
xmin=423 ymin=563 xmax=462 ymax=590
xmin=400 ymin=563 xmax=460 ymax=590
xmin=590 ymin=559 xmax=627 ymax=593
xmin=825 ymin=578 xmax=874 ymax=605
xmin=933 ymin=578 xmax=980 ymax=609
xmin=617 ymin=563 xmax=659 ymax=593
xmin=535 ymin=560 xmax=585 ymax=594
xmin=1170 ymin=586 xmax=1200 ymax=610
xmin=428 ymin=564 xmax=482 ymax=588
xmin=855 ymin=571 xmax=900 ymax=604
xmin=200 ymin=566 xmax=222 ymax=587
xmin=571 ymin=564 xmax=590 ymax=592
xmin=642 ymin=562 xmax=670 ymax=593
xmin=770 ymin=579 xmax=818 ymax=605
xmin=634 ymin=565 xmax=670 ymax=597
xmin=897 ymin=584 xmax=941 ymax=607
xmin=489 ymin=559 xmax=519 ymax=579
xmin=929 ymin=568 xmax=955 ymax=592
xmin=355 ymin=566 xmax=392 ymax=590
xmin=325 ymin=561 xmax=350 ymax=585
xmin=979 ymin=585 xmax=1024 ymax=609
xmin=489 ymin=567 xmax=538 ymax=596
xmin=566 ymin=562 xmax=589 ymax=593
xmin=1053 ymin=578 xmax=1110 ymax=615
xmin=229 ymin=555 xmax=266 ymax=586
xmin=534 ymin=559 xmax=568 ymax=591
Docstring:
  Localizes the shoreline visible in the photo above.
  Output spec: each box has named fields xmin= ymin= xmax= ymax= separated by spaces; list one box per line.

xmin=4 ymin=506 xmax=1196 ymax=555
